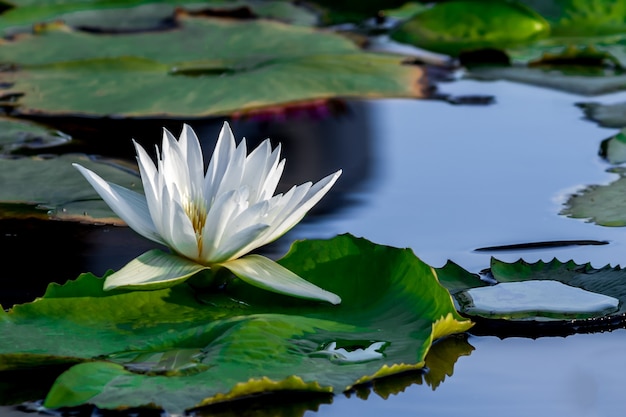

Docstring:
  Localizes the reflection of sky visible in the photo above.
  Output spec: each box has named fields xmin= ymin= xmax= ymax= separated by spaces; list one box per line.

xmin=291 ymin=80 xmax=626 ymax=416
xmin=316 ymin=330 xmax=626 ymax=417
xmin=292 ymin=80 xmax=626 ymax=273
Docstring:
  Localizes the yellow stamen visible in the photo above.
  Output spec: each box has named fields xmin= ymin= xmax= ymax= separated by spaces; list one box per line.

xmin=183 ymin=195 xmax=208 ymax=256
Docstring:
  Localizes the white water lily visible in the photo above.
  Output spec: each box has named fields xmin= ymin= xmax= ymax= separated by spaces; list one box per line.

xmin=73 ymin=122 xmax=341 ymax=304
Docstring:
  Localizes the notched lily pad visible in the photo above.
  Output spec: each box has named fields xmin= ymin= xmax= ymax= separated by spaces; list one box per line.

xmin=561 ymin=167 xmax=626 ymax=226
xmin=445 ymin=257 xmax=626 ymax=337
xmin=0 ymin=235 xmax=472 ymax=413
xmin=0 ymin=153 xmax=140 ymax=223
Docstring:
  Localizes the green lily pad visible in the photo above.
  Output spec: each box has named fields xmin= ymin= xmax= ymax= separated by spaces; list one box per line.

xmin=0 ymin=234 xmax=472 ymax=413
xmin=520 ymin=0 xmax=626 ymax=36
xmin=442 ymin=257 xmax=626 ymax=336
xmin=561 ymin=167 xmax=626 ymax=226
xmin=599 ymin=127 xmax=626 ymax=164
xmin=390 ymin=0 xmax=550 ymax=56
xmin=0 ymin=116 xmax=70 ymax=154
xmin=0 ymin=0 xmax=318 ymax=35
xmin=0 ymin=15 xmax=427 ymax=118
xmin=0 ymin=154 xmax=140 ymax=223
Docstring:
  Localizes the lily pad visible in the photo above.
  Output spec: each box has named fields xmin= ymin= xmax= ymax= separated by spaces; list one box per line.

xmin=561 ymin=167 xmax=626 ymax=226
xmin=0 ymin=0 xmax=318 ymax=35
xmin=468 ymin=65 xmax=626 ymax=95
xmin=0 ymin=15 xmax=427 ymax=118
xmin=599 ymin=127 xmax=626 ymax=164
xmin=519 ymin=0 xmax=626 ymax=36
xmin=443 ymin=257 xmax=626 ymax=336
xmin=457 ymin=280 xmax=619 ymax=320
xmin=0 ymin=116 xmax=70 ymax=154
xmin=0 ymin=234 xmax=472 ymax=413
xmin=0 ymin=154 xmax=140 ymax=223
xmin=390 ymin=0 xmax=550 ymax=56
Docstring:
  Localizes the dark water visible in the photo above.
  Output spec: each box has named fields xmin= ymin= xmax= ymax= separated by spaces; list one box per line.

xmin=3 ymin=78 xmax=626 ymax=415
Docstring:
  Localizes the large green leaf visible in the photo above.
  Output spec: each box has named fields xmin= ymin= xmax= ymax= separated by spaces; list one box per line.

xmin=561 ymin=167 xmax=626 ymax=226
xmin=0 ymin=15 xmax=426 ymax=118
xmin=0 ymin=235 xmax=472 ymax=413
xmin=520 ymin=0 xmax=626 ymax=36
xmin=390 ymin=0 xmax=550 ymax=56
xmin=0 ymin=154 xmax=140 ymax=223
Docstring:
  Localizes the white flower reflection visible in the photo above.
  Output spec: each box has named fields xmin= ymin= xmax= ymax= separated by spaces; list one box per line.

xmin=73 ymin=122 xmax=341 ymax=304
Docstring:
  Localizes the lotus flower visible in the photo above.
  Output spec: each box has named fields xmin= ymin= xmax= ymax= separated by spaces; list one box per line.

xmin=73 ymin=122 xmax=341 ymax=304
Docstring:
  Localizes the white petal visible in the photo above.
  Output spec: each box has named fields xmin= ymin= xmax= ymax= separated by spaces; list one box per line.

xmin=158 ymin=185 xmax=199 ymax=260
xmin=161 ymin=128 xmax=191 ymax=195
xmin=220 ymin=255 xmax=341 ymax=304
xmin=261 ymin=170 xmax=341 ymax=244
xmin=259 ymin=156 xmax=285 ymax=201
xmin=134 ymin=140 xmax=163 ymax=228
xmin=73 ymin=163 xmax=165 ymax=245
xmin=214 ymin=139 xmax=247 ymax=198
xmin=199 ymin=189 xmax=240 ymax=260
xmin=205 ymin=122 xmax=236 ymax=200
xmin=240 ymin=139 xmax=273 ymax=202
xmin=211 ymin=223 xmax=269 ymax=262
xmin=104 ymin=249 xmax=209 ymax=291
xmin=179 ymin=124 xmax=205 ymax=192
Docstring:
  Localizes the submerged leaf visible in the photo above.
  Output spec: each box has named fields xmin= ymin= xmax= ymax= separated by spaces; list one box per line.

xmin=0 ymin=235 xmax=471 ymax=413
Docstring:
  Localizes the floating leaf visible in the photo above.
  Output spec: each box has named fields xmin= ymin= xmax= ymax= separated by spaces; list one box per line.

xmin=0 ymin=116 xmax=70 ymax=154
xmin=468 ymin=64 xmax=626 ymax=95
xmin=519 ymin=0 xmax=626 ymax=36
xmin=0 ymin=15 xmax=427 ymax=118
xmin=442 ymin=257 xmax=626 ymax=336
xmin=0 ymin=235 xmax=472 ymax=413
xmin=599 ymin=127 xmax=626 ymax=164
xmin=561 ymin=167 xmax=626 ymax=226
xmin=390 ymin=0 xmax=549 ymax=56
xmin=0 ymin=0 xmax=318 ymax=35
xmin=0 ymin=154 xmax=140 ymax=223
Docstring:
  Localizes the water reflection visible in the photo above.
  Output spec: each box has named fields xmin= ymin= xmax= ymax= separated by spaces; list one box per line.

xmin=0 ymin=100 xmax=374 ymax=308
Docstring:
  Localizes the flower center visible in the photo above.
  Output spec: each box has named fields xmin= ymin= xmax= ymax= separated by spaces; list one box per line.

xmin=183 ymin=194 xmax=208 ymax=255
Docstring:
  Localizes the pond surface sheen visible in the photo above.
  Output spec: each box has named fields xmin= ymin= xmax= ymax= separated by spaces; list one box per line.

xmin=4 ymin=78 xmax=626 ymax=416
xmin=291 ymin=79 xmax=626 ymax=416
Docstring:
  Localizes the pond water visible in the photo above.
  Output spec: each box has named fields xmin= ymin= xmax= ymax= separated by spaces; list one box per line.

xmin=296 ymin=79 xmax=626 ymax=416
xmin=3 ymin=77 xmax=626 ymax=415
